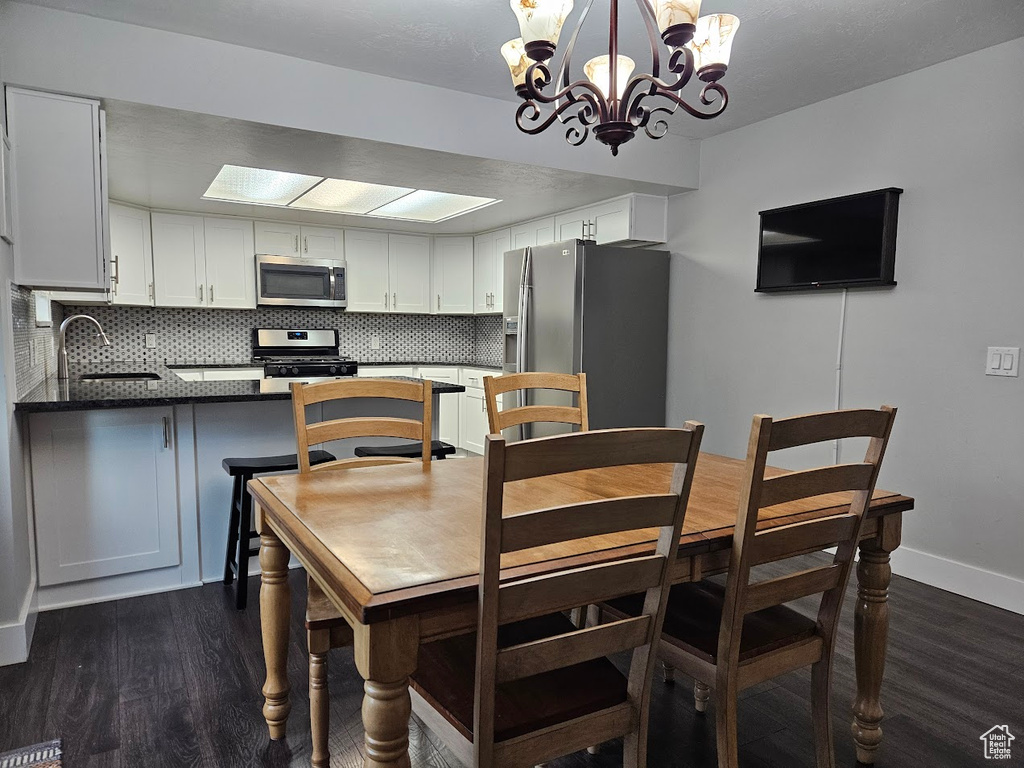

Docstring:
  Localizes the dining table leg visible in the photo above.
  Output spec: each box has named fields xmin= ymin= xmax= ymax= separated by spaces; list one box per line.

xmin=258 ymin=512 xmax=292 ymax=740
xmin=355 ymin=616 xmax=420 ymax=768
xmin=851 ymin=514 xmax=901 ymax=764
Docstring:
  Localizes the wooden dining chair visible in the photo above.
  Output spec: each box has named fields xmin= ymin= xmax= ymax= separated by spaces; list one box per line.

xmin=602 ymin=406 xmax=897 ymax=768
xmin=290 ymin=377 xmax=434 ymax=768
xmin=409 ymin=423 xmax=705 ymax=767
xmin=483 ymin=371 xmax=588 ymax=437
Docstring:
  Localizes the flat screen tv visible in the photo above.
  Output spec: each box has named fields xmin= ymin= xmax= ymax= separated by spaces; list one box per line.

xmin=756 ymin=188 xmax=902 ymax=293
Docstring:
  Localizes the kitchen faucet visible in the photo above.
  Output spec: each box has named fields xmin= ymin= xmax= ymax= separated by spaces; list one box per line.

xmin=58 ymin=314 xmax=112 ymax=380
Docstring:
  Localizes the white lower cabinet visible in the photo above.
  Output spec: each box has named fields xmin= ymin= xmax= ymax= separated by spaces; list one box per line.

xmin=459 ymin=387 xmax=489 ymax=455
xmin=30 ymin=407 xmax=182 ymax=586
xmin=418 ymin=367 xmax=460 ymax=446
xmin=357 ymin=366 xmax=416 ymax=378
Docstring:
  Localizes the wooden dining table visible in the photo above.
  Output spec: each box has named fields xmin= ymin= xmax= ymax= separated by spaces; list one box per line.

xmin=249 ymin=452 xmax=914 ymax=768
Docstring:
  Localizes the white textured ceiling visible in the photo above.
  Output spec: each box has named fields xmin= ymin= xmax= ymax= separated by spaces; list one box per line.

xmin=103 ymin=100 xmax=679 ymax=234
xmin=13 ymin=0 xmax=1024 ymax=139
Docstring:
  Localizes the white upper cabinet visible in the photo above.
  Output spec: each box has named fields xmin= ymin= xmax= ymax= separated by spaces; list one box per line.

xmin=511 ymin=217 xmax=556 ymax=249
xmin=474 ymin=228 xmax=510 ymax=314
xmin=254 ymin=220 xmax=301 ymax=256
xmin=204 ymin=217 xmax=256 ymax=308
xmin=109 ymin=203 xmax=154 ymax=307
xmin=301 ymin=225 xmax=344 ymax=259
xmin=432 ymin=236 xmax=474 ymax=314
xmin=388 ymin=234 xmax=432 ymax=314
xmin=344 ymin=229 xmax=390 ymax=312
xmin=554 ymin=194 xmax=667 ymax=246
xmin=152 ymin=213 xmax=206 ymax=308
xmin=7 ymin=88 xmax=108 ymax=290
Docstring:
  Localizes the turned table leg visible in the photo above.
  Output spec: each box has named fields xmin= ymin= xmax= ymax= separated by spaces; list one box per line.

xmin=355 ymin=616 xmax=420 ymax=768
xmin=852 ymin=516 xmax=900 ymax=764
xmin=259 ymin=514 xmax=292 ymax=740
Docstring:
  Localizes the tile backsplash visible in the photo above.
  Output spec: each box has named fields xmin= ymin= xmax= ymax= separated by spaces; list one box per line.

xmin=57 ymin=303 xmax=505 ymax=368
xmin=10 ymin=285 xmax=63 ymax=397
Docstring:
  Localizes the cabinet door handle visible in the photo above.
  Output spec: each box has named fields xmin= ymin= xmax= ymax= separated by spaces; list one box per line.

xmin=393 ymin=292 xmax=397 ymax=310
xmin=437 ymin=294 xmax=441 ymax=311
xmin=209 ymin=284 xmax=214 ymax=303
xmin=481 ymin=397 xmax=486 ymax=413
xmin=304 ymin=236 xmax=308 ymax=253
xmin=198 ymin=284 xmax=203 ymax=302
xmin=384 ymin=292 xmax=389 ymax=310
xmin=111 ymin=255 xmax=119 ymax=290
xmin=162 ymin=417 xmax=171 ymax=449
xmin=149 ymin=282 xmax=155 ymax=301
xmin=294 ymin=234 xmax=299 ymax=253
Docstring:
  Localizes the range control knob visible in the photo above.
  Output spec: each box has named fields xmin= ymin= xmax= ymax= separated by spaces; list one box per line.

xmin=329 ymin=366 xmax=338 ymax=375
xmin=291 ymin=367 xmax=300 ymax=376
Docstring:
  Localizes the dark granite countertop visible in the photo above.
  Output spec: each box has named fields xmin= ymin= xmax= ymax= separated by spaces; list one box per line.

xmin=15 ymin=362 xmax=464 ymax=414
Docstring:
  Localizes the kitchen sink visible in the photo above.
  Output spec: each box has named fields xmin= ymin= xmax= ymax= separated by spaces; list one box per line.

xmin=79 ymin=372 xmax=161 ymax=382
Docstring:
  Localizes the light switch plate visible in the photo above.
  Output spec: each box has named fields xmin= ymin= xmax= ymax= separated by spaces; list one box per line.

xmin=371 ymin=335 xmax=381 ymax=350
xmin=145 ymin=333 xmax=157 ymax=349
xmin=986 ymin=346 xmax=1019 ymax=377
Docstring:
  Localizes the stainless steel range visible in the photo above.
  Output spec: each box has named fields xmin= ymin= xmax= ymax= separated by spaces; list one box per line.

xmin=253 ymin=328 xmax=358 ymax=379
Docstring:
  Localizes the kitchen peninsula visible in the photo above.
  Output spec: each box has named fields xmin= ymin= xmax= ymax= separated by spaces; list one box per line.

xmin=15 ymin=364 xmax=464 ymax=611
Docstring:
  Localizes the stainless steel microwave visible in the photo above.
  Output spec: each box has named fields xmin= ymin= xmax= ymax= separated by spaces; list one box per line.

xmin=256 ymin=254 xmax=347 ymax=308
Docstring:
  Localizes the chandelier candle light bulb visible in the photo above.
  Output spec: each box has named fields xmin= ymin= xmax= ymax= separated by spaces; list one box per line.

xmin=510 ymin=0 xmax=575 ymax=61
xmin=653 ymin=0 xmax=702 ymax=47
xmin=501 ymin=38 xmax=539 ymax=98
xmin=687 ymin=14 xmax=741 ymax=81
xmin=584 ymin=54 xmax=636 ymax=100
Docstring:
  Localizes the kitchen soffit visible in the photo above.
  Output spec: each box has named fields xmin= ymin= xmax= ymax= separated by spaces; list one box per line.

xmin=202 ymin=164 xmax=499 ymax=223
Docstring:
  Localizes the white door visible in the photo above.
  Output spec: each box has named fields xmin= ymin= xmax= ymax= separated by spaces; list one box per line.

xmin=490 ymin=229 xmax=510 ymax=313
xmin=473 ymin=233 xmax=493 ymax=314
xmin=591 ymin=198 xmax=632 ymax=244
xmin=300 ymin=225 xmax=345 ymax=259
xmin=254 ymin=220 xmax=300 ymax=256
xmin=459 ymin=387 xmax=489 ymax=454
xmin=555 ymin=210 xmax=590 ymax=241
xmin=31 ymin=408 xmax=181 ymax=586
xmin=419 ymin=367 xmax=460 ymax=445
xmin=388 ymin=234 xmax=432 ymax=314
xmin=152 ymin=212 xmax=206 ymax=307
xmin=432 ymin=236 xmax=474 ymax=314
xmin=109 ymin=203 xmax=154 ymax=306
xmin=344 ymin=229 xmax=390 ymax=312
xmin=204 ymin=217 xmax=255 ymax=308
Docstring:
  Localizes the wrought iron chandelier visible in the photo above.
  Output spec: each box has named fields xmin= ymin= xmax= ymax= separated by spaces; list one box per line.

xmin=502 ymin=0 xmax=740 ymax=155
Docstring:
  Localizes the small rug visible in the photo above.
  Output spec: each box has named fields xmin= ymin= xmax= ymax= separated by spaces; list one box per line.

xmin=0 ymin=740 xmax=62 ymax=768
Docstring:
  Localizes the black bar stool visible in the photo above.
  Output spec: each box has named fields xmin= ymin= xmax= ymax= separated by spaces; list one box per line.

xmin=222 ymin=449 xmax=335 ymax=609
xmin=353 ymin=440 xmax=456 ymax=460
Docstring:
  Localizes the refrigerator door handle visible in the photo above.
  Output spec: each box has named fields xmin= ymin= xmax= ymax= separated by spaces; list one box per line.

xmin=516 ymin=247 xmax=533 ymax=441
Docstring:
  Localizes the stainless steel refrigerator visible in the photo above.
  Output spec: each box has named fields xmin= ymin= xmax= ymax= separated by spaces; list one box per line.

xmin=502 ymin=239 xmax=670 ymax=439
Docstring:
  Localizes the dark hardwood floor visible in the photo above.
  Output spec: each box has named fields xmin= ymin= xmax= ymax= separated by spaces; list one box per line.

xmin=1 ymin=554 xmax=1021 ymax=767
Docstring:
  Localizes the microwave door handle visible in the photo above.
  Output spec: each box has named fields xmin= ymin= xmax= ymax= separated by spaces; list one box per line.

xmin=328 ymin=268 xmax=336 ymax=300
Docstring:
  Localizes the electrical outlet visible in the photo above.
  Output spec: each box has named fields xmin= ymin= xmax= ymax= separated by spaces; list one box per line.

xmin=986 ymin=346 xmax=1019 ymax=377
xmin=29 ymin=338 xmax=39 ymax=366
xmin=371 ymin=335 xmax=381 ymax=350
xmin=145 ymin=333 xmax=157 ymax=349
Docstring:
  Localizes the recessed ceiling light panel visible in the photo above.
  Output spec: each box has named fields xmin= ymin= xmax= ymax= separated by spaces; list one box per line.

xmin=203 ymin=165 xmax=322 ymax=206
xmin=370 ymin=190 xmax=498 ymax=222
xmin=290 ymin=178 xmax=415 ymax=214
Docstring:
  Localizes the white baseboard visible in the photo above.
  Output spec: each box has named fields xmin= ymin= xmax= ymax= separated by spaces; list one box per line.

xmin=0 ymin=579 xmax=38 ymax=666
xmin=890 ymin=546 xmax=1024 ymax=615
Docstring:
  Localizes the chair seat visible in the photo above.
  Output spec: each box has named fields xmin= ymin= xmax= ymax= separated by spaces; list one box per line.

xmin=410 ymin=613 xmax=627 ymax=743
xmin=353 ymin=440 xmax=456 ymax=460
xmin=605 ymin=580 xmax=817 ymax=664
xmin=222 ymin=449 xmax=335 ymax=476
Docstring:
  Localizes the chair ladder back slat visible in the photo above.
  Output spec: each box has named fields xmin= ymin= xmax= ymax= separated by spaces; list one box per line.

xmin=498 ymin=556 xmax=665 ymax=624
xmin=743 ymin=564 xmax=843 ymax=614
xmin=503 ymin=427 xmax=694 ymax=482
xmin=296 ymin=377 xmax=426 ymax=405
xmin=483 ymin=371 xmax=589 ymax=438
xmin=495 ymin=614 xmax=652 ymax=683
xmin=305 ymin=417 xmax=425 ymax=446
xmin=472 ymin=421 xmax=705 ymax=764
xmin=759 ymin=462 xmax=875 ymax=508
xmin=749 ymin=514 xmax=859 ymax=566
xmin=766 ymin=408 xmax=893 ymax=452
xmin=501 ymin=494 xmax=679 ymax=553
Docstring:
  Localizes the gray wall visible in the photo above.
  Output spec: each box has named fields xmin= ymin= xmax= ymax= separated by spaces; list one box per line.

xmin=665 ymin=37 xmax=1024 ymax=612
